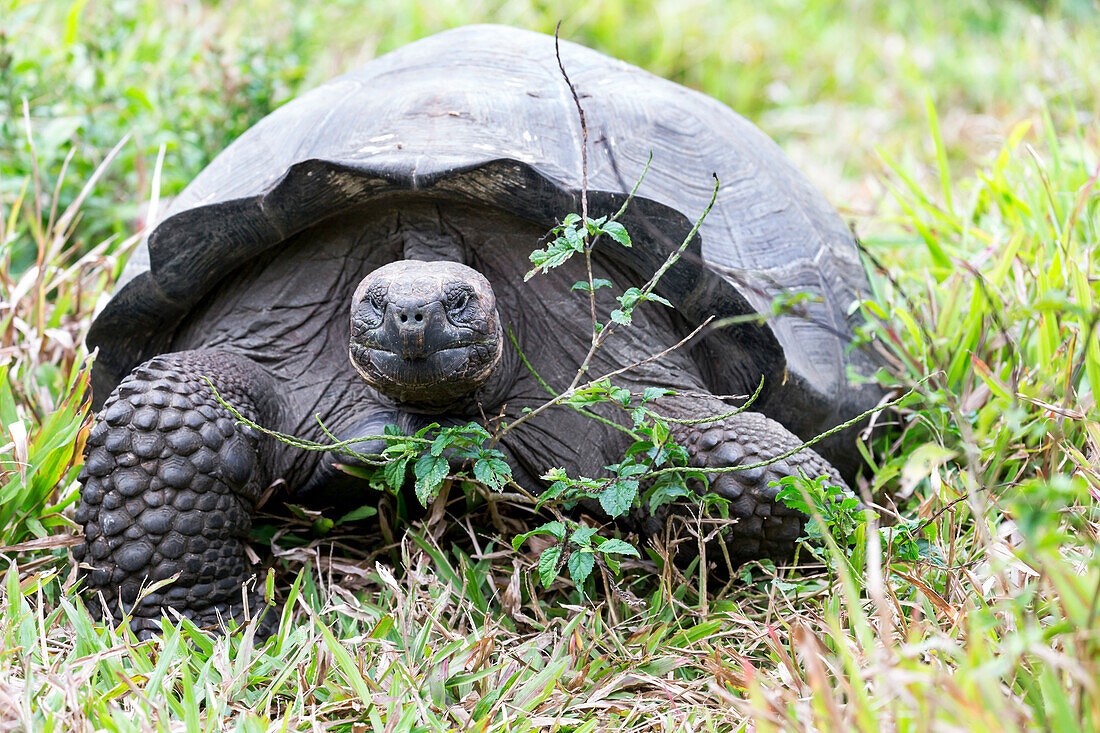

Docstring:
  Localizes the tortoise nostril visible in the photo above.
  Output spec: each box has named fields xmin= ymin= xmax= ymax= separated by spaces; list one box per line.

xmin=400 ymin=314 xmax=408 ymax=323
xmin=414 ymin=313 xmax=423 ymax=322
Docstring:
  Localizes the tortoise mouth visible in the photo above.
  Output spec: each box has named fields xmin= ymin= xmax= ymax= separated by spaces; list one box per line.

xmin=349 ymin=338 xmax=502 ymax=405
xmin=354 ymin=339 xmax=492 ymax=360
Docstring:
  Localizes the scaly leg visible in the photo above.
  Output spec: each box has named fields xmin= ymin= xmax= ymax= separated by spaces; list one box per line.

xmin=73 ymin=350 xmax=284 ymax=638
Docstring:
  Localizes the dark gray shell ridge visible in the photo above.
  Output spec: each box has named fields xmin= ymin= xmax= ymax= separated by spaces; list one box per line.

xmin=89 ymin=157 xmax=784 ymax=408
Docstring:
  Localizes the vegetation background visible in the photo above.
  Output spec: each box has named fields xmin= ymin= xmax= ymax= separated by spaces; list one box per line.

xmin=2 ymin=0 xmax=1099 ymax=730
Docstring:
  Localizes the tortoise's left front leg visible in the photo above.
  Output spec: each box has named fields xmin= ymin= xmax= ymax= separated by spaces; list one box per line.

xmin=73 ymin=350 xmax=285 ymax=638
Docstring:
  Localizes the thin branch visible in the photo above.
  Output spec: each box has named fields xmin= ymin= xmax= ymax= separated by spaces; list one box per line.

xmin=565 ymin=174 xmax=720 ymax=394
xmin=645 ymin=383 xmax=921 ymax=479
xmin=651 ymin=375 xmax=766 ymax=425
xmin=491 ymin=316 xmax=713 ymax=447
xmin=507 ymin=327 xmax=639 ymax=439
xmin=202 ymin=377 xmax=421 ymax=465
xmin=555 ymin=22 xmax=599 ymax=347
xmin=554 ymin=21 xmax=587 ymax=227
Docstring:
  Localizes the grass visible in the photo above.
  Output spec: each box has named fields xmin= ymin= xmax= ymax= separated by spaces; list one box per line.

xmin=2 ymin=0 xmax=1100 ymax=730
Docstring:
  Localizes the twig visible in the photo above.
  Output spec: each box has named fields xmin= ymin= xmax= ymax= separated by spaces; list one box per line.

xmin=202 ymin=377 xmax=419 ymax=465
xmin=507 ymin=327 xmax=639 ymax=439
xmin=650 ymin=375 xmax=766 ymax=425
xmin=645 ymin=383 xmax=920 ymax=479
xmin=564 ymin=175 xmax=720 ymax=395
xmin=491 ymin=315 xmax=714 ymax=447
xmin=554 ymin=21 xmax=587 ymax=228
xmin=554 ymin=22 xmax=599 ymax=342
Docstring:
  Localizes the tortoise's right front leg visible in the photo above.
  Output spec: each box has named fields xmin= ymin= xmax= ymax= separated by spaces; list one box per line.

xmin=73 ymin=350 xmax=284 ymax=638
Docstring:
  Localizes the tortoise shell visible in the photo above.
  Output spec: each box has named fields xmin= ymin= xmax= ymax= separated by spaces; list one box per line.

xmin=89 ymin=24 xmax=880 ymax=465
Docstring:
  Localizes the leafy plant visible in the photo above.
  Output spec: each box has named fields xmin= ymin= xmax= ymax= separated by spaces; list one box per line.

xmin=775 ymin=474 xmax=865 ymax=548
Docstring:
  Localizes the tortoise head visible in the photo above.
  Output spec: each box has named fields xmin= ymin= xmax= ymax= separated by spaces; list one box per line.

xmin=349 ymin=260 xmax=503 ymax=408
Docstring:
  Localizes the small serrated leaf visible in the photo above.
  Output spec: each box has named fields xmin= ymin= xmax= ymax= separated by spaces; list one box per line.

xmin=570 ymin=526 xmax=598 ymax=547
xmin=609 ymin=309 xmax=631 ymax=325
xmin=539 ymin=545 xmax=563 ymax=587
xmin=571 ymin=277 xmax=613 ymax=292
xmin=430 ymin=431 xmax=451 ymax=456
xmin=413 ymin=454 xmax=449 ymax=505
xmin=601 ymin=221 xmax=631 ymax=246
xmin=610 ymin=386 xmax=632 ymax=406
xmin=563 ymin=226 xmax=584 ymax=251
xmin=383 ymin=457 xmax=409 ymax=490
xmin=648 ymin=474 xmax=689 ymax=511
xmin=473 ymin=457 xmax=512 ymax=491
xmin=599 ymin=479 xmax=638 ymax=517
xmin=512 ymin=520 xmax=568 ymax=550
xmin=618 ymin=287 xmax=643 ymax=309
xmin=596 ymin=538 xmax=640 ymax=557
xmin=568 ymin=551 xmax=595 ymax=585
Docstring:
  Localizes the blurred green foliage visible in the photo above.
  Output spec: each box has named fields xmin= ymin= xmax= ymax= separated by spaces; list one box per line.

xmin=3 ymin=0 xmax=1099 ymax=266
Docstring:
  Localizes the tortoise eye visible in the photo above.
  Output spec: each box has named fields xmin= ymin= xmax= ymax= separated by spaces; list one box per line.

xmin=447 ymin=290 xmax=470 ymax=313
xmin=356 ymin=289 xmax=386 ymax=327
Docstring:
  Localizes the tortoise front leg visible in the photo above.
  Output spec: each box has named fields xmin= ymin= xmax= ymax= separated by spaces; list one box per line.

xmin=73 ymin=350 xmax=284 ymax=638
xmin=664 ymin=403 xmax=849 ymax=565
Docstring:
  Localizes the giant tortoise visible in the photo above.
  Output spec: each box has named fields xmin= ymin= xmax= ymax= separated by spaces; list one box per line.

xmin=74 ymin=25 xmax=882 ymax=635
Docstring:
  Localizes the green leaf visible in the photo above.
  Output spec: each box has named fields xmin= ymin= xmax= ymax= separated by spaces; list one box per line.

xmin=596 ymin=538 xmax=640 ymax=557
xmin=642 ymin=387 xmax=672 ymax=403
xmin=512 ymin=520 xmax=569 ymax=551
xmin=526 ymin=237 xmax=580 ymax=280
xmin=570 ymin=526 xmax=599 ymax=547
xmin=568 ymin=551 xmax=595 ymax=586
xmin=571 ymin=277 xmax=613 ymax=292
xmin=584 ymin=215 xmax=608 ymax=234
xmin=618 ymin=287 xmax=643 ymax=309
xmin=535 ymin=479 xmax=571 ymax=510
xmin=599 ymin=479 xmax=638 ymax=517
xmin=562 ymin=226 xmax=584 ymax=251
xmin=601 ymin=220 xmax=631 ymax=246
xmin=614 ymin=462 xmax=649 ymax=478
xmin=648 ymin=474 xmax=689 ymax=511
xmin=383 ymin=457 xmax=409 ymax=490
xmin=539 ymin=545 xmax=563 ymax=587
xmin=461 ymin=421 xmax=492 ymax=441
xmin=337 ymin=505 xmax=378 ymax=524
xmin=609 ymin=309 xmax=631 ymax=325
xmin=473 ymin=457 xmax=512 ymax=491
xmin=333 ymin=463 xmax=375 ymax=480
xmin=430 ymin=431 xmax=452 ymax=456
xmin=413 ymin=454 xmax=449 ymax=505
xmin=286 ymin=504 xmax=311 ymax=521
xmin=413 ymin=423 xmax=441 ymax=438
